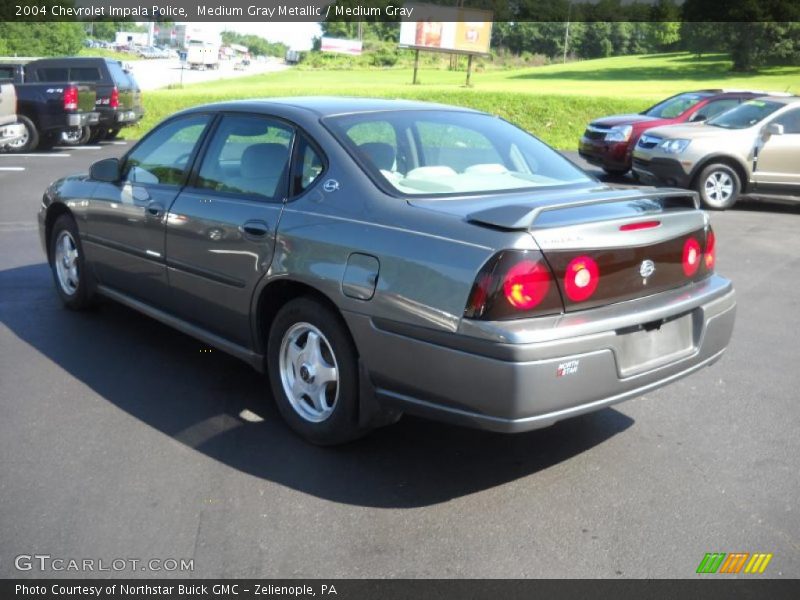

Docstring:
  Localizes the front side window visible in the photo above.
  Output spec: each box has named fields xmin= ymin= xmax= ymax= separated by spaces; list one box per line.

xmin=771 ymin=107 xmax=800 ymax=134
xmin=196 ymin=114 xmax=293 ymax=200
xmin=707 ymin=99 xmax=784 ymax=129
xmin=122 ymin=114 xmax=211 ymax=186
xmin=644 ymin=93 xmax=709 ymax=119
xmin=325 ymin=110 xmax=591 ymax=196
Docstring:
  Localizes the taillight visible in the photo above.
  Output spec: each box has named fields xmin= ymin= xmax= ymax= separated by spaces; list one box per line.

xmin=504 ymin=260 xmax=552 ymax=310
xmin=110 ymin=87 xmax=119 ymax=109
xmin=563 ymin=255 xmax=600 ymax=302
xmin=682 ymin=237 xmax=702 ymax=277
xmin=63 ymin=86 xmax=78 ymax=111
xmin=465 ymin=250 xmax=563 ymax=320
xmin=619 ymin=220 xmax=661 ymax=232
xmin=704 ymin=229 xmax=716 ymax=272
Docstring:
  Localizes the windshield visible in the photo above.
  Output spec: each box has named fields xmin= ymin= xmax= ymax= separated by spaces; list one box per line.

xmin=707 ymin=99 xmax=784 ymax=129
xmin=643 ymin=93 xmax=710 ymax=119
xmin=325 ymin=111 xmax=591 ymax=196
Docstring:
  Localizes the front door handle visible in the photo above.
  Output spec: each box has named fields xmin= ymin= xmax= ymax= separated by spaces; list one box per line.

xmin=146 ymin=201 xmax=165 ymax=217
xmin=240 ymin=220 xmax=270 ymax=238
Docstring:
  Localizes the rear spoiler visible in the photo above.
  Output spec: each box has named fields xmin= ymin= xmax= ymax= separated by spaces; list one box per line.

xmin=466 ymin=189 xmax=699 ymax=231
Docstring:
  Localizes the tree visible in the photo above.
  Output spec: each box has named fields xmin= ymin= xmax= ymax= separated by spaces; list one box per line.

xmin=0 ymin=22 xmax=84 ymax=56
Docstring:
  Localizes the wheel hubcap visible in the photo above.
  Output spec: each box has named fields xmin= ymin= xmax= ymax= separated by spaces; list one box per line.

xmin=279 ymin=323 xmax=339 ymax=423
xmin=704 ymin=171 xmax=733 ymax=203
xmin=8 ymin=126 xmax=29 ymax=149
xmin=54 ymin=231 xmax=79 ymax=295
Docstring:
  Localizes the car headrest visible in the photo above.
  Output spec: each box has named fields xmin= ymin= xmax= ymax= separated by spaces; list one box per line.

xmin=241 ymin=143 xmax=288 ymax=179
xmin=359 ymin=142 xmax=396 ymax=172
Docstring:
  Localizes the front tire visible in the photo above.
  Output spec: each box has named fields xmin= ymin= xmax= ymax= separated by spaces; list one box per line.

xmin=49 ymin=214 xmax=94 ymax=310
xmin=695 ymin=163 xmax=741 ymax=210
xmin=267 ymin=298 xmax=366 ymax=445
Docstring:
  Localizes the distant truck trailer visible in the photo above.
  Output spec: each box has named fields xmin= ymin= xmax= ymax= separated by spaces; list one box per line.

xmin=186 ymin=41 xmax=220 ymax=70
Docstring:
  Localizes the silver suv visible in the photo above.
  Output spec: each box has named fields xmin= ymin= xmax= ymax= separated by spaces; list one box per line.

xmin=632 ymin=95 xmax=800 ymax=209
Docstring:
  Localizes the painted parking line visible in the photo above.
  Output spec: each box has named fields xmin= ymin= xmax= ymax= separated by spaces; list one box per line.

xmin=53 ymin=145 xmax=103 ymax=151
xmin=107 ymin=141 xmax=128 ymax=145
xmin=0 ymin=166 xmax=25 ymax=171
xmin=0 ymin=153 xmax=70 ymax=158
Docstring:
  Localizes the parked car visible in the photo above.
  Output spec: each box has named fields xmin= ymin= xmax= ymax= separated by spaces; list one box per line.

xmin=632 ymin=96 xmax=800 ymax=209
xmin=22 ymin=57 xmax=144 ymax=145
xmin=39 ymin=98 xmax=736 ymax=444
xmin=0 ymin=80 xmax=26 ymax=148
xmin=579 ymin=90 xmax=770 ymax=176
xmin=0 ymin=61 xmax=99 ymax=152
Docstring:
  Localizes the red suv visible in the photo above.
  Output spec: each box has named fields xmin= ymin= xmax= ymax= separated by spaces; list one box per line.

xmin=579 ymin=90 xmax=765 ymax=176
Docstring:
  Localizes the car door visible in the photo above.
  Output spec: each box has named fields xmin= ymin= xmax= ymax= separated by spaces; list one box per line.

xmin=164 ymin=113 xmax=295 ymax=346
xmin=753 ymin=107 xmax=800 ymax=192
xmin=84 ymin=113 xmax=212 ymax=305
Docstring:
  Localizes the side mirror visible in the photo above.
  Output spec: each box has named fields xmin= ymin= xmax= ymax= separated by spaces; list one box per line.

xmin=766 ymin=123 xmax=785 ymax=136
xmin=90 ymin=157 xmax=121 ymax=182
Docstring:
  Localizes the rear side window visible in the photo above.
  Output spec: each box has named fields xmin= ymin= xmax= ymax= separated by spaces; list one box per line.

xmin=37 ymin=67 xmax=69 ymax=82
xmin=107 ymin=61 xmax=133 ymax=88
xmin=691 ymin=99 xmax=740 ymax=122
xmin=69 ymin=67 xmax=102 ymax=82
xmin=291 ymin=135 xmax=325 ymax=196
xmin=196 ymin=114 xmax=293 ymax=201
xmin=0 ymin=67 xmax=15 ymax=80
xmin=123 ymin=114 xmax=211 ymax=186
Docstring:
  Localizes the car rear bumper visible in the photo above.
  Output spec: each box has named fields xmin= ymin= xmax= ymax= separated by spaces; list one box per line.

xmin=578 ymin=138 xmax=632 ymax=171
xmin=96 ymin=108 xmax=144 ymax=128
xmin=0 ymin=122 xmax=25 ymax=144
xmin=345 ymin=275 xmax=735 ymax=433
xmin=66 ymin=112 xmax=100 ymax=128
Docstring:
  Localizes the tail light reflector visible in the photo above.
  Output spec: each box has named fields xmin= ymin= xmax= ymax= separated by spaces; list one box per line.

xmin=682 ymin=237 xmax=702 ymax=277
xmin=563 ymin=256 xmax=600 ymax=302
xmin=110 ymin=87 xmax=119 ymax=109
xmin=704 ymin=229 xmax=716 ymax=271
xmin=63 ymin=86 xmax=78 ymax=111
xmin=465 ymin=251 xmax=563 ymax=320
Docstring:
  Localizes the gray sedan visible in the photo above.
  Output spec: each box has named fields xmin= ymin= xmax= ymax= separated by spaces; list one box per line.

xmin=38 ymin=98 xmax=736 ymax=444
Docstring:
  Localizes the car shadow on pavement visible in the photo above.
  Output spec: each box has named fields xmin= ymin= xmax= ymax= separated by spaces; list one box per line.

xmin=1 ymin=263 xmax=634 ymax=509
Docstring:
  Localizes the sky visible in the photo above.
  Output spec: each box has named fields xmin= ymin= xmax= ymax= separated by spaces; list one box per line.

xmin=201 ymin=22 xmax=322 ymax=50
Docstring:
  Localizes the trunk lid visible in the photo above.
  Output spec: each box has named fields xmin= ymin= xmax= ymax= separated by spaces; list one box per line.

xmin=412 ymin=185 xmax=713 ymax=312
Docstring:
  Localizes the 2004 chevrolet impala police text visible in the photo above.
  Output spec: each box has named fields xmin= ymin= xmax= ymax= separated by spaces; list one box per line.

xmin=38 ymin=98 xmax=736 ymax=444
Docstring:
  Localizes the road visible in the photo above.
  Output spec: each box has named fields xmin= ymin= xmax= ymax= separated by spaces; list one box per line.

xmin=124 ymin=57 xmax=289 ymax=91
xmin=0 ymin=144 xmax=798 ymax=578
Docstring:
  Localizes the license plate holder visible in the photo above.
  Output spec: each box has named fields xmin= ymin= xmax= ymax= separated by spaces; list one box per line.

xmin=615 ymin=312 xmax=696 ymax=377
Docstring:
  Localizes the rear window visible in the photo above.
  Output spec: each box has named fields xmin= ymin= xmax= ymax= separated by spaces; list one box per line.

xmin=325 ymin=110 xmax=591 ymax=196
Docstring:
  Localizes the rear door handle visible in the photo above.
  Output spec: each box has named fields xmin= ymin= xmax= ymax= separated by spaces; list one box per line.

xmin=240 ymin=220 xmax=270 ymax=238
xmin=146 ymin=201 xmax=164 ymax=217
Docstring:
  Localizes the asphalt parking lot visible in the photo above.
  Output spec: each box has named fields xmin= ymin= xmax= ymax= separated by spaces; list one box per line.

xmin=0 ymin=143 xmax=798 ymax=579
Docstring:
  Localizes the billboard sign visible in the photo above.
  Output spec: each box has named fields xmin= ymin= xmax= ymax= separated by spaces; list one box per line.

xmin=320 ymin=37 xmax=364 ymax=56
xmin=399 ymin=3 xmax=493 ymax=55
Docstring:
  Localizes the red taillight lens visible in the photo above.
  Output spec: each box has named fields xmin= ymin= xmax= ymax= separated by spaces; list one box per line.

xmin=110 ymin=87 xmax=119 ymax=109
xmin=563 ymin=255 xmax=600 ymax=302
xmin=704 ymin=229 xmax=716 ymax=271
xmin=464 ymin=251 xmax=563 ymax=320
xmin=682 ymin=237 xmax=702 ymax=277
xmin=63 ymin=86 xmax=78 ymax=111
xmin=503 ymin=260 xmax=551 ymax=310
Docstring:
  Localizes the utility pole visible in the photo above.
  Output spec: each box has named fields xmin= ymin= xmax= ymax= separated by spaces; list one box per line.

xmin=563 ymin=2 xmax=572 ymax=64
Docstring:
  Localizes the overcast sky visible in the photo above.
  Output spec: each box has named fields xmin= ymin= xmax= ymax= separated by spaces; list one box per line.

xmin=199 ymin=22 xmax=322 ymax=50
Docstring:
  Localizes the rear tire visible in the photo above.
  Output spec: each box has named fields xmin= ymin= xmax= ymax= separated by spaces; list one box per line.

xmin=6 ymin=115 xmax=39 ymax=152
xmin=695 ymin=163 xmax=741 ymax=210
xmin=49 ymin=214 xmax=95 ymax=310
xmin=60 ymin=126 xmax=91 ymax=146
xmin=88 ymin=127 xmax=106 ymax=144
xmin=267 ymin=297 xmax=367 ymax=445
xmin=104 ymin=127 xmax=121 ymax=140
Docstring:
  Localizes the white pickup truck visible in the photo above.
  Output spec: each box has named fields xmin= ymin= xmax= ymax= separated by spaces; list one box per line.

xmin=0 ymin=80 xmax=25 ymax=148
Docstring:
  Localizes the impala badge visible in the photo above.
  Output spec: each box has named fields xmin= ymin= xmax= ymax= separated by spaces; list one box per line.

xmin=639 ymin=259 xmax=656 ymax=282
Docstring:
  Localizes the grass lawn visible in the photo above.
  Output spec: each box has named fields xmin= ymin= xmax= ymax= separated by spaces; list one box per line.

xmin=126 ymin=53 xmax=800 ymax=150
xmin=78 ymin=47 xmax=139 ymax=62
